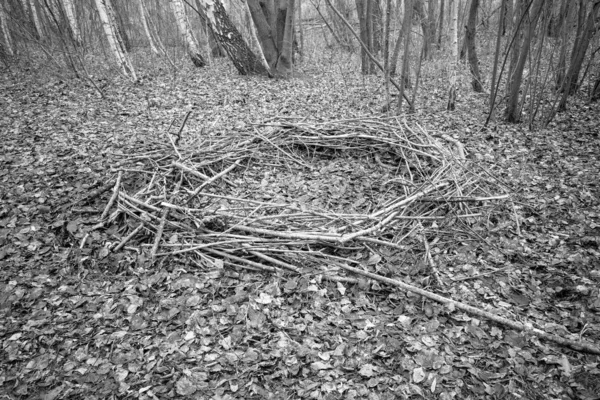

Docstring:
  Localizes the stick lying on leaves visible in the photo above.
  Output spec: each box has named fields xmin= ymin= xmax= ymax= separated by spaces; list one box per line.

xmin=339 ymin=263 xmax=600 ymax=355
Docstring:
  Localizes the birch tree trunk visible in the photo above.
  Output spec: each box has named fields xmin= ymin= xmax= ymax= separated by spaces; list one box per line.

xmin=0 ymin=1 xmax=14 ymax=57
xmin=26 ymin=0 xmax=44 ymax=39
xmin=171 ymin=0 xmax=206 ymax=67
xmin=138 ymin=0 xmax=159 ymax=54
xmin=447 ymin=0 xmax=458 ymax=110
xmin=276 ymin=0 xmax=295 ymax=75
xmin=197 ymin=0 xmax=270 ymax=75
xmin=94 ymin=0 xmax=137 ymax=81
xmin=61 ymin=0 xmax=81 ymax=45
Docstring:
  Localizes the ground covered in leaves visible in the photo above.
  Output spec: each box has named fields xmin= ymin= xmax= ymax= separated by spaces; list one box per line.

xmin=1 ymin=57 xmax=600 ymax=400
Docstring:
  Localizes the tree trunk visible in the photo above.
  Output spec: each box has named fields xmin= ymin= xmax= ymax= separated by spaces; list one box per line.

xmin=138 ymin=0 xmax=159 ymax=54
xmin=276 ymin=0 xmax=294 ymax=75
xmin=94 ymin=0 xmax=137 ymax=81
xmin=61 ymin=0 xmax=81 ymax=45
xmin=554 ymin=0 xmax=571 ymax=87
xmin=241 ymin=0 xmax=270 ymax=69
xmin=558 ymin=0 xmax=600 ymax=110
xmin=196 ymin=0 xmax=270 ymax=76
xmin=437 ymin=0 xmax=444 ymax=47
xmin=505 ymin=0 xmax=544 ymax=123
xmin=171 ymin=0 xmax=206 ymax=67
xmin=398 ymin=0 xmax=413 ymax=111
xmin=427 ymin=0 xmax=437 ymax=55
xmin=465 ymin=0 xmax=482 ymax=92
xmin=503 ymin=0 xmax=513 ymax=35
xmin=355 ymin=0 xmax=376 ymax=74
xmin=447 ymin=0 xmax=458 ymax=110
xmin=0 ymin=1 xmax=13 ymax=57
xmin=28 ymin=0 xmax=45 ymax=39
xmin=246 ymin=0 xmax=278 ymax=66
xmin=413 ymin=0 xmax=430 ymax=59
xmin=487 ymin=0 xmax=506 ymax=124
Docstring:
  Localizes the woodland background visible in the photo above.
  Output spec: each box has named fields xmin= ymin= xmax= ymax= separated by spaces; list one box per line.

xmin=1 ymin=0 xmax=600 ymax=399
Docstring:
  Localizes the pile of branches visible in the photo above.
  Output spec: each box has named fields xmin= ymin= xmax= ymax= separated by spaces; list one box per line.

xmin=100 ymin=117 xmax=508 ymax=278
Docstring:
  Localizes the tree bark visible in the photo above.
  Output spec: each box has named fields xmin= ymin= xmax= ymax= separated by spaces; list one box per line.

xmin=558 ymin=0 xmax=600 ymax=110
xmin=505 ymin=0 xmax=545 ymax=123
xmin=94 ymin=0 xmax=137 ymax=81
xmin=196 ymin=0 xmax=270 ymax=76
xmin=447 ymin=0 xmax=458 ymax=110
xmin=61 ymin=0 xmax=81 ymax=45
xmin=0 ymin=1 xmax=13 ymax=57
xmin=465 ymin=0 xmax=482 ymax=92
xmin=398 ymin=0 xmax=413 ymax=111
xmin=171 ymin=0 xmax=206 ymax=67
xmin=138 ymin=0 xmax=159 ymax=54
xmin=276 ymin=0 xmax=294 ymax=75
xmin=246 ymin=0 xmax=278 ymax=66
xmin=28 ymin=0 xmax=45 ymax=39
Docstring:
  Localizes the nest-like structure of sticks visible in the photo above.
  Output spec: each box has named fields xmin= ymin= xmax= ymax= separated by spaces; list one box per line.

xmin=109 ymin=117 xmax=507 ymax=277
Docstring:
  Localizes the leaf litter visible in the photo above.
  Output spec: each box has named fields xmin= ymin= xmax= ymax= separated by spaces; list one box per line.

xmin=0 ymin=60 xmax=599 ymax=399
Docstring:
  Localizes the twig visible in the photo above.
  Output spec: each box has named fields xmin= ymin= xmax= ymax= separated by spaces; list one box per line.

xmin=339 ymin=264 xmax=600 ymax=355
xmin=100 ymin=170 xmax=122 ymax=220
xmin=185 ymin=160 xmax=243 ymax=204
xmin=113 ymin=223 xmax=145 ymax=252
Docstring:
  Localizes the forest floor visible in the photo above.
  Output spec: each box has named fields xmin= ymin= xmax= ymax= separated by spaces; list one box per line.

xmin=1 ymin=56 xmax=600 ymax=400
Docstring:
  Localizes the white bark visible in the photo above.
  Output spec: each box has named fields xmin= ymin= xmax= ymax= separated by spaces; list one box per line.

xmin=61 ymin=0 xmax=82 ymax=44
xmin=0 ymin=1 xmax=14 ymax=56
xmin=138 ymin=0 xmax=159 ymax=54
xmin=171 ymin=0 xmax=206 ymax=67
xmin=28 ymin=0 xmax=44 ymax=39
xmin=94 ymin=0 xmax=137 ymax=81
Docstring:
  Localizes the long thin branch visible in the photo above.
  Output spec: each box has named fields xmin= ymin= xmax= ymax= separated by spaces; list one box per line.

xmin=340 ymin=264 xmax=600 ymax=355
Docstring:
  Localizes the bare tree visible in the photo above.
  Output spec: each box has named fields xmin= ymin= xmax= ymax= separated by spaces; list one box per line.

xmin=505 ymin=0 xmax=545 ymax=123
xmin=138 ymin=0 xmax=159 ymax=54
xmin=61 ymin=0 xmax=81 ymax=45
xmin=447 ymin=0 xmax=458 ymax=110
xmin=27 ymin=0 xmax=45 ymax=39
xmin=171 ymin=0 xmax=206 ymax=67
xmin=94 ymin=0 xmax=137 ymax=81
xmin=465 ymin=0 xmax=482 ymax=92
xmin=0 ymin=1 xmax=14 ymax=57
xmin=558 ymin=0 xmax=600 ymax=111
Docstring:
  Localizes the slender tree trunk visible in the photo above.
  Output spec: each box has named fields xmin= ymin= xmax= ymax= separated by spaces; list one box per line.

xmin=505 ymin=0 xmax=545 ymax=122
xmin=138 ymin=0 xmax=159 ymax=54
xmin=487 ymin=0 xmax=506 ymax=124
xmin=558 ymin=0 xmax=600 ymax=110
xmin=297 ymin=0 xmax=303 ymax=57
xmin=355 ymin=0 xmax=372 ymax=74
xmin=94 ymin=0 xmax=137 ymax=81
xmin=28 ymin=0 xmax=45 ymax=39
xmin=61 ymin=0 xmax=81 ymax=45
xmin=437 ymin=0 xmax=444 ymax=47
xmin=465 ymin=0 xmax=482 ymax=92
xmin=196 ymin=0 xmax=270 ymax=76
xmin=503 ymin=0 xmax=513 ymax=35
xmin=276 ymin=0 xmax=294 ymax=75
xmin=555 ymin=0 xmax=571 ymax=87
xmin=246 ymin=0 xmax=278 ymax=66
xmin=171 ymin=0 xmax=206 ymax=67
xmin=242 ymin=0 xmax=270 ymax=69
xmin=384 ymin=0 xmax=392 ymax=106
xmin=398 ymin=0 xmax=413 ymax=112
xmin=0 ymin=1 xmax=13 ymax=57
xmin=413 ymin=0 xmax=430 ymax=59
xmin=447 ymin=0 xmax=458 ymax=110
